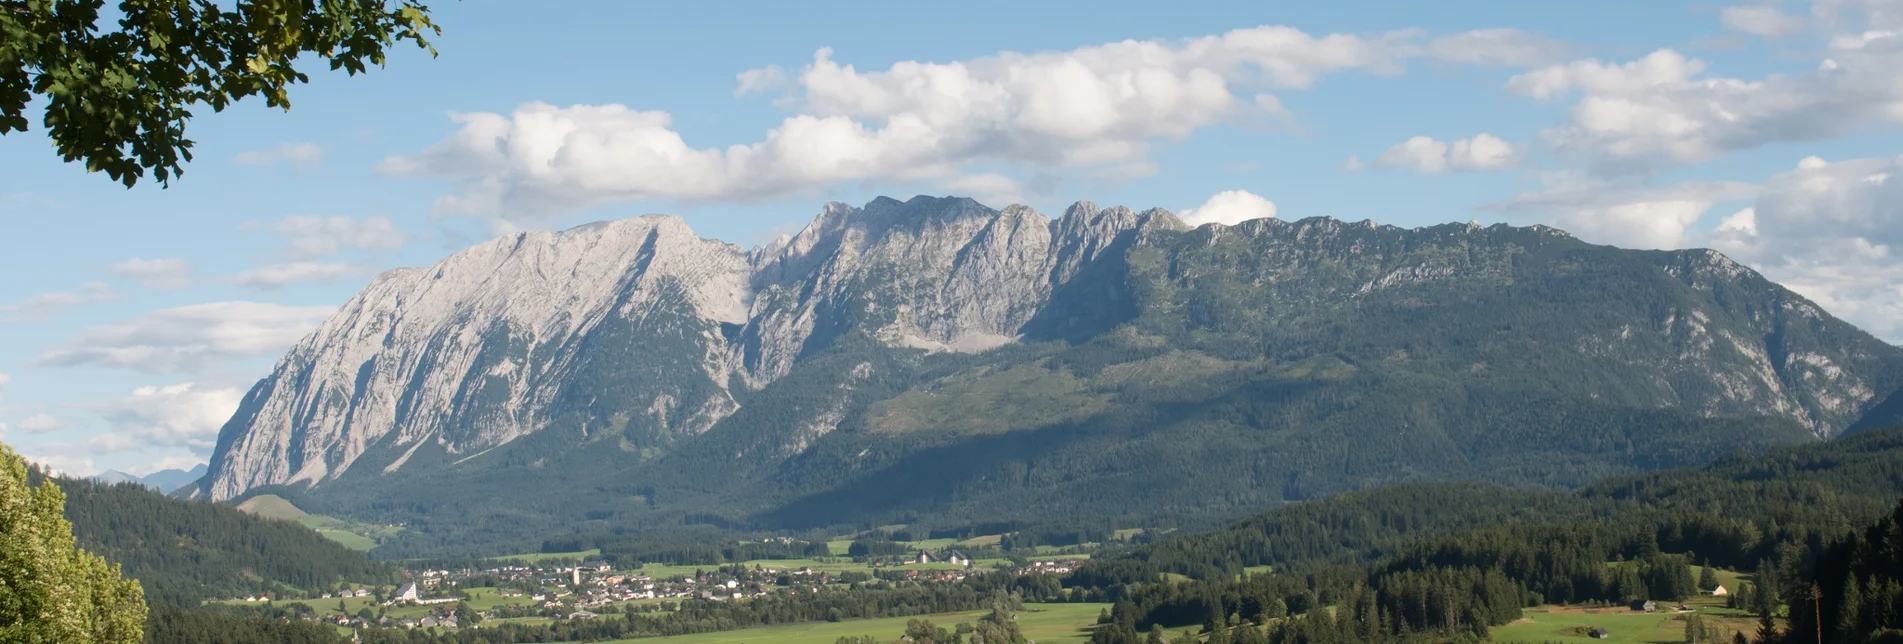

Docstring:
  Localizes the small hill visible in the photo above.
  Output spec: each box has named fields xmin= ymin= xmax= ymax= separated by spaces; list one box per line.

xmin=235 ymin=493 xmax=308 ymax=521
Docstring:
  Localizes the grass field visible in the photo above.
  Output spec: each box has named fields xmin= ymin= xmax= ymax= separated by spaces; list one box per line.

xmin=623 ymin=558 xmax=983 ymax=581
xmin=902 ymin=538 xmax=963 ymax=550
xmin=219 ymin=585 xmax=545 ymax=620
xmin=218 ymin=595 xmax=439 ymax=621
xmin=1493 ymin=609 xmax=1683 ymax=643
xmin=1493 ymin=607 xmax=1759 ymax=644
xmin=234 ymin=494 xmax=307 ymax=520
xmin=1494 ymin=566 xmax=1761 ymax=644
xmin=233 ymin=494 xmax=402 ymax=552
xmin=958 ymin=534 xmax=1003 ymax=548
xmin=486 ymin=549 xmax=603 ymax=564
xmin=300 ymin=518 xmax=380 ymax=551
xmin=603 ymin=602 xmax=1107 ymax=644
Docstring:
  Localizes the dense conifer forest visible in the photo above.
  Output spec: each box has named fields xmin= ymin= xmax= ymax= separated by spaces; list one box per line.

xmin=1073 ymin=427 xmax=1903 ymax=642
xmin=40 ymin=473 xmax=397 ymax=604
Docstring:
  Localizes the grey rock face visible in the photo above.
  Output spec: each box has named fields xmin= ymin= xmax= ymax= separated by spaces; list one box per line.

xmin=199 ymin=197 xmax=1158 ymax=501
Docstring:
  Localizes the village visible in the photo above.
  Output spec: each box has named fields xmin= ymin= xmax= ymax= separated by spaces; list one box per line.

xmin=222 ymin=544 xmax=1089 ymax=633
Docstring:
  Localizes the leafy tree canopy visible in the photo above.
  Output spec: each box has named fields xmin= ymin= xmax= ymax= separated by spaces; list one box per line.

xmin=0 ymin=442 xmax=145 ymax=643
xmin=1 ymin=0 xmax=439 ymax=187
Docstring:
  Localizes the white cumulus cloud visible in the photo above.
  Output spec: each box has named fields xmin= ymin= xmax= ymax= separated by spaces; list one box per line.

xmin=88 ymin=383 xmax=244 ymax=455
xmin=734 ymin=65 xmax=789 ymax=97
xmin=1506 ymin=20 xmax=1903 ymax=175
xmin=1708 ymin=153 xmax=1903 ymax=340
xmin=18 ymin=450 xmax=95 ymax=478
xmin=1484 ymin=176 xmax=1758 ymax=249
xmin=1376 ymin=133 xmax=1518 ymax=173
xmin=383 ymin=25 xmax=1556 ymax=223
xmin=1179 ymin=190 xmax=1279 ymax=227
xmin=36 ymin=302 xmax=336 ymax=374
xmin=110 ymin=258 xmax=196 ymax=290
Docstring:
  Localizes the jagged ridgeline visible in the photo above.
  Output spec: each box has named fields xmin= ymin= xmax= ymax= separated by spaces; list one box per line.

xmin=186 ymin=196 xmax=1903 ymax=555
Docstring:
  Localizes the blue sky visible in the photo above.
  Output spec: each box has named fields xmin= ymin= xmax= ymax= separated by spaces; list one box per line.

xmin=4 ymin=0 xmax=1902 ymax=476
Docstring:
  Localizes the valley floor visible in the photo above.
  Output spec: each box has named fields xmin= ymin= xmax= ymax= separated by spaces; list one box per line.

xmin=598 ymin=602 xmax=1107 ymax=644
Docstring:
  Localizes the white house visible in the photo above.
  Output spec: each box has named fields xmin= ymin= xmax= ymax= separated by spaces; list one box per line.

xmin=1711 ymin=585 xmax=1729 ymax=596
xmin=395 ymin=583 xmax=420 ymax=603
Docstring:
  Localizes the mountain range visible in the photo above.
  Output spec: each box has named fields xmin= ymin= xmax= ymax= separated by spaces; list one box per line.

xmin=184 ymin=196 xmax=1903 ymax=556
xmin=96 ymin=463 xmax=207 ymax=494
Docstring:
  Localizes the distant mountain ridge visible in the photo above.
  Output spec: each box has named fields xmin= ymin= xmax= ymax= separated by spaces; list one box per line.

xmin=95 ymin=463 xmax=206 ymax=494
xmin=186 ymin=196 xmax=1903 ymax=554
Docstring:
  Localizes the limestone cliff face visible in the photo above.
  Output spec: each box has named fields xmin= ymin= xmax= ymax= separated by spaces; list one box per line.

xmin=197 ymin=196 xmax=1170 ymax=501
xmin=199 ymin=216 xmax=753 ymax=500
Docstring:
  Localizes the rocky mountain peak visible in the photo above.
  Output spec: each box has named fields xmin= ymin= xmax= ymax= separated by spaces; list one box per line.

xmin=198 ymin=196 xmax=1170 ymax=500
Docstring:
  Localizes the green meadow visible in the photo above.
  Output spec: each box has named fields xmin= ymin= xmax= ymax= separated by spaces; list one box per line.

xmin=602 ymin=602 xmax=1107 ymax=644
xmin=1493 ymin=566 xmax=1762 ymax=644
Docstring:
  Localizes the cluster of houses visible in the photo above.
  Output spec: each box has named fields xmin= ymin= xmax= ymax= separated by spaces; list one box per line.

xmin=234 ymin=542 xmax=1095 ymax=634
xmin=319 ymin=612 xmax=462 ymax=630
xmin=235 ymin=586 xmax=373 ymax=603
xmin=1014 ymin=559 xmax=1084 ymax=575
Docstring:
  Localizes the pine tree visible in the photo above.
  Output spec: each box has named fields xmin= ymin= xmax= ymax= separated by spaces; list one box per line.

xmin=1701 ymin=565 xmax=1720 ymax=591
xmin=1755 ymin=609 xmax=1781 ymax=644
xmin=1837 ymin=575 xmax=1863 ymax=639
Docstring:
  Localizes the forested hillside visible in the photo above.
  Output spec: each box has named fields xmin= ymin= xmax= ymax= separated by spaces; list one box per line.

xmin=1081 ymin=426 xmax=1903 ymax=587
xmin=1076 ymin=426 xmax=1903 ymax=642
xmin=33 ymin=471 xmax=396 ymax=605
xmin=1791 ymin=501 xmax=1903 ymax=643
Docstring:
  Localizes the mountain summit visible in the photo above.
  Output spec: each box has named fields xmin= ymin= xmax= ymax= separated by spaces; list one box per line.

xmin=189 ymin=196 xmax=1903 ymax=553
